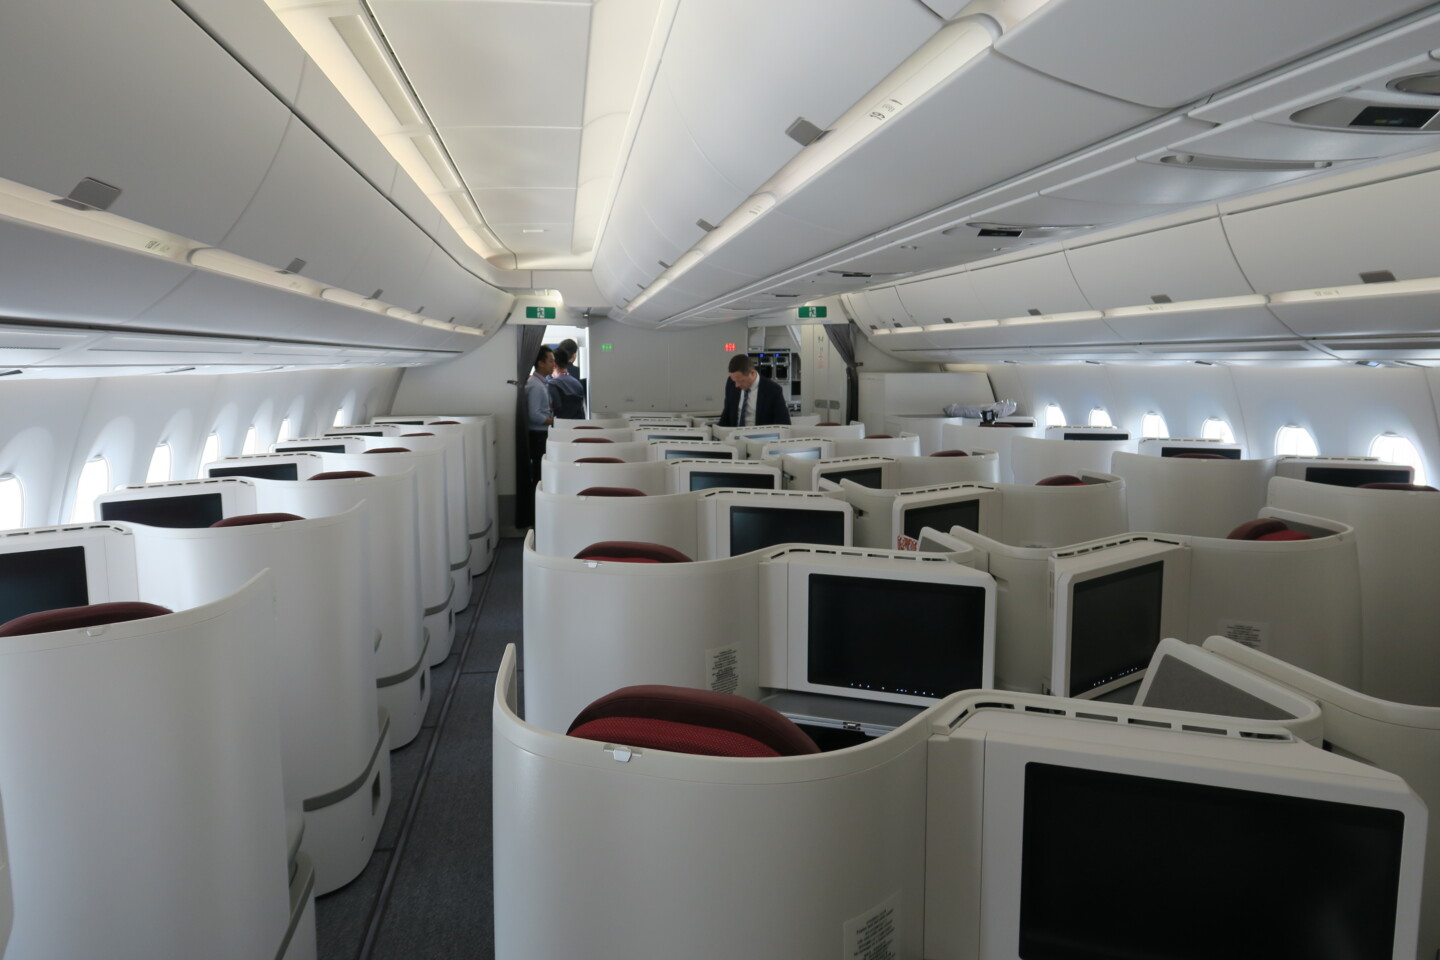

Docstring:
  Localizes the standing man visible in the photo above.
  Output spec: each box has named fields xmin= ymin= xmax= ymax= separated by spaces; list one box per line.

xmin=718 ymin=354 xmax=791 ymax=427
xmin=525 ymin=346 xmax=556 ymax=518
xmin=548 ymin=347 xmax=587 ymax=420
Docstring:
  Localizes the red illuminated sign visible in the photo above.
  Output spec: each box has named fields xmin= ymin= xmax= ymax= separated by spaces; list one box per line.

xmin=723 ymin=343 xmax=737 ymax=352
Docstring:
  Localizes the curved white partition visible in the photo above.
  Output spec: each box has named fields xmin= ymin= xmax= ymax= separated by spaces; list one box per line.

xmin=540 ymin=458 xmax=668 ymax=496
xmin=894 ymin=449 xmax=1001 ymax=487
xmin=941 ymin=422 xmax=1044 ymax=483
xmin=384 ymin=432 xmax=471 ymax=615
xmin=994 ymin=473 xmax=1127 ymax=548
xmin=1112 ymin=451 xmax=1277 ymax=538
xmin=833 ymin=434 xmax=923 ymax=458
xmin=792 ymin=455 xmax=896 ymax=491
xmin=0 ymin=789 xmax=10 ymax=957
xmin=383 ymin=417 xmax=493 ymax=575
xmin=714 ymin=425 xmax=793 ymax=443
xmin=523 ymin=533 xmax=762 ymax=732
xmin=534 ymin=488 xmax=699 ymax=561
xmin=130 ymin=510 xmax=390 ymax=895
xmin=0 ymin=574 xmax=308 ymax=959
xmin=324 ymin=448 xmax=453 ymax=665
xmin=264 ymin=471 xmax=430 ymax=749
xmin=885 ymin=414 xmax=966 ymax=454
xmin=788 ymin=422 xmax=865 ymax=441
xmin=492 ymin=645 xmax=930 ymax=960
xmin=842 ymin=482 xmax=1000 ymax=551
xmin=1008 ymin=435 xmax=1137 ymax=485
xmin=547 ymin=438 xmax=650 ymax=463
xmin=1267 ymin=477 xmax=1440 ymax=706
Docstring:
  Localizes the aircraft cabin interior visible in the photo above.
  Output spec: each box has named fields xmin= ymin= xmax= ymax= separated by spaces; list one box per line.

xmin=4 ymin=1 xmax=1440 ymax=958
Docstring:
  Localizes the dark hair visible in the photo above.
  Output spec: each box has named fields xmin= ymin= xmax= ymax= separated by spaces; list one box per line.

xmin=553 ymin=348 xmax=573 ymax=369
xmin=534 ymin=345 xmax=554 ymax=369
xmin=727 ymin=354 xmax=754 ymax=375
xmin=559 ymin=338 xmax=579 ymax=355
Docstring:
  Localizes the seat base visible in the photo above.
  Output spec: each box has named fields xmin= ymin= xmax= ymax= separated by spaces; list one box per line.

xmin=279 ymin=852 xmax=318 ymax=960
xmin=303 ymin=711 xmax=392 ymax=896
xmin=451 ymin=566 xmax=472 ymax=613
xmin=424 ymin=609 xmax=454 ymax=665
xmin=378 ymin=644 xmax=432 ymax=749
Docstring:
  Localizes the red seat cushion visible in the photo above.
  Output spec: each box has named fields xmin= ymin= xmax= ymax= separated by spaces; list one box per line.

xmin=1257 ymin=529 xmax=1313 ymax=541
xmin=211 ymin=513 xmax=303 ymax=527
xmin=400 ymin=432 xmax=435 ymax=437
xmin=569 ymin=717 xmax=781 ymax=757
xmin=815 ymin=422 xmax=840 ymax=427
xmin=1036 ymin=474 xmax=1085 ymax=486
xmin=309 ymin=470 xmax=375 ymax=480
xmin=864 ymin=434 xmax=893 ymax=439
xmin=575 ymin=457 xmax=625 ymax=464
xmin=364 ymin=447 xmax=412 ymax=454
xmin=1227 ymin=518 xmax=1290 ymax=540
xmin=574 ymin=541 xmax=692 ymax=563
xmin=569 ymin=684 xmax=819 ymax=757
xmin=0 ymin=601 xmax=172 ymax=638
xmin=573 ymin=437 xmax=614 ymax=443
xmin=1359 ymin=482 xmax=1438 ymax=492
xmin=930 ymin=449 xmax=969 ymax=457
xmin=577 ymin=487 xmax=647 ymax=497
xmin=427 ymin=420 xmax=460 ymax=425
xmin=1170 ymin=452 xmax=1227 ymax=459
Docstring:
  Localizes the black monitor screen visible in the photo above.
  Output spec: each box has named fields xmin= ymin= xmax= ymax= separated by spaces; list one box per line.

xmin=647 ymin=434 xmax=699 ymax=441
xmin=689 ymin=471 xmax=777 ymax=492
xmin=381 ymin=420 xmax=425 ymax=425
xmin=1020 ymin=763 xmax=1404 ymax=960
xmin=742 ymin=433 xmax=781 ymax=442
xmin=783 ymin=447 xmax=824 ymax=460
xmin=729 ymin=505 xmax=845 ymax=556
xmin=665 ymin=450 xmax=731 ymax=460
xmin=0 ymin=546 xmax=89 ymax=625
xmin=1160 ymin=445 xmax=1241 ymax=459
xmin=208 ymin=463 xmax=299 ymax=481
xmin=100 ymin=493 xmax=225 ymax=529
xmin=807 ymin=573 xmax=986 ymax=698
xmin=823 ymin=467 xmax=884 ymax=489
xmin=1305 ymin=466 xmax=1412 ymax=488
xmin=903 ymin=498 xmax=980 ymax=540
xmin=330 ymin=430 xmax=384 ymax=437
xmin=1068 ymin=561 xmax=1163 ymax=695
xmin=279 ymin=444 xmax=346 ymax=454
xmin=1063 ymin=431 xmax=1129 ymax=441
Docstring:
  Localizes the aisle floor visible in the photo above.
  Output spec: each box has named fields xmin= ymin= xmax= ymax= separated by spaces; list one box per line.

xmin=317 ymin=537 xmax=523 ymax=960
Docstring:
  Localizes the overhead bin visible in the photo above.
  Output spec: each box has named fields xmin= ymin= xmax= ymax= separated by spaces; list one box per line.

xmin=991 ymin=0 xmax=1435 ymax=110
xmin=339 ymin=215 xmax=441 ymax=316
xmin=1066 ymin=217 xmax=1254 ymax=308
xmin=1102 ymin=304 xmax=1293 ymax=345
xmin=0 ymin=0 xmax=290 ymax=246
xmin=965 ymin=253 xmax=1092 ymax=319
xmin=1270 ymin=293 xmax=1440 ymax=339
xmin=895 ymin=271 xmax=980 ymax=325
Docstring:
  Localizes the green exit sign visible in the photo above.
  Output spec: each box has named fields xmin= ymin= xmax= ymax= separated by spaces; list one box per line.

xmin=600 ymin=344 xmax=613 ymax=351
xmin=525 ymin=306 xmax=557 ymax=320
xmin=798 ymin=306 xmax=828 ymax=319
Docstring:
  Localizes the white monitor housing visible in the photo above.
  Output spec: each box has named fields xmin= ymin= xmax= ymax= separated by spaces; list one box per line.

xmin=810 ymin=456 xmax=896 ymax=491
xmin=205 ymin=452 xmax=326 ymax=482
xmin=0 ymin=524 xmax=139 ymax=625
xmin=699 ymin=490 xmax=852 ymax=559
xmin=754 ymin=437 xmax=834 ymax=461
xmin=1045 ymin=424 xmax=1131 ymax=441
xmin=1273 ymin=455 xmax=1414 ymax=487
xmin=648 ymin=440 xmax=739 ymax=461
xmin=273 ymin=436 xmax=368 ymax=455
xmin=96 ymin=478 xmax=258 ymax=529
xmin=1138 ymin=436 xmax=1246 ymax=459
xmin=667 ymin=459 xmax=782 ymax=494
xmin=632 ymin=426 xmax=711 ymax=443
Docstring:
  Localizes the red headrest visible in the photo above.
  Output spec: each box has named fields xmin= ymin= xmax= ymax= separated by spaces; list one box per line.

xmin=568 ymin=684 xmax=819 ymax=757
xmin=1359 ymin=482 xmax=1438 ymax=492
xmin=1227 ymin=518 xmax=1290 ymax=540
xmin=0 ymin=601 xmax=173 ymax=639
xmin=309 ymin=470 xmax=375 ymax=480
xmin=1257 ymin=529 xmax=1313 ymax=541
xmin=815 ymin=422 xmax=840 ymax=427
xmin=930 ymin=449 xmax=969 ymax=457
xmin=575 ymin=457 xmax=625 ymax=464
xmin=577 ymin=487 xmax=647 ymax=497
xmin=864 ymin=434 xmax=894 ymax=439
xmin=364 ymin=447 xmax=412 ymax=454
xmin=573 ymin=437 xmax=614 ymax=443
xmin=1170 ymin=452 xmax=1227 ymax=460
xmin=427 ymin=420 xmax=460 ymax=425
xmin=210 ymin=513 xmax=304 ymax=527
xmin=401 ymin=432 xmax=435 ymax=437
xmin=574 ymin=541 xmax=692 ymax=563
xmin=1035 ymin=474 xmax=1085 ymax=486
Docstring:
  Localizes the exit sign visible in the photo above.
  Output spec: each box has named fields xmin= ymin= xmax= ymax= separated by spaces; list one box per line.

xmin=525 ymin=306 xmax=557 ymax=320
xmin=724 ymin=343 xmax=737 ymax=352
xmin=600 ymin=344 xmax=613 ymax=351
xmin=797 ymin=306 xmax=827 ymax=319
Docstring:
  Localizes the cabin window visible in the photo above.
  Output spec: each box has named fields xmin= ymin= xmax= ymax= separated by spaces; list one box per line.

xmin=1274 ymin=425 xmax=1318 ymax=458
xmin=1088 ymin=408 xmax=1113 ymax=428
xmin=146 ymin=443 xmax=173 ymax=484
xmin=0 ymin=475 xmax=23 ymax=531
xmin=1045 ymin=404 xmax=1067 ymax=427
xmin=242 ymin=426 xmax=260 ymax=456
xmin=333 ymin=406 xmax=347 ymax=428
xmin=1369 ymin=433 xmax=1427 ymax=486
xmin=1202 ymin=418 xmax=1235 ymax=444
xmin=70 ymin=457 xmax=110 ymax=523
xmin=277 ymin=418 xmax=292 ymax=443
xmin=1141 ymin=413 xmax=1169 ymax=439
xmin=200 ymin=433 xmax=221 ymax=472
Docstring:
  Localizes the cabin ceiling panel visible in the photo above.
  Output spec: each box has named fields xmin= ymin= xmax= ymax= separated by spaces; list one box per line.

xmin=1066 ymin=218 xmax=1257 ymax=309
xmin=0 ymin=222 xmax=191 ymax=326
xmin=966 ymin=253 xmax=1092 ymax=320
xmin=472 ymin=188 xmax=577 ymax=226
xmin=1222 ymin=166 xmax=1440 ymax=292
xmin=0 ymin=0 xmax=291 ymax=246
xmin=490 ymin=223 xmax=576 ymax=260
xmin=1269 ymin=295 xmax=1440 ymax=339
xmin=182 ymin=0 xmax=309 ymax=100
xmin=895 ymin=272 xmax=982 ymax=325
xmin=659 ymin=0 xmax=938 ymax=194
xmin=293 ymin=58 xmax=404 ymax=202
xmin=446 ymin=127 xmax=582 ymax=192
xmin=991 ymin=0 xmax=1436 ymax=109
xmin=1043 ymin=154 xmax=1343 ymax=209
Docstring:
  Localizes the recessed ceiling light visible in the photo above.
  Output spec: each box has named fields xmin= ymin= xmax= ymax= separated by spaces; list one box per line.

xmin=521 ymin=228 xmax=546 ymax=234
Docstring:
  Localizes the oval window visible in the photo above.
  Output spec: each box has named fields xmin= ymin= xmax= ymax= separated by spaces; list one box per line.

xmin=1088 ymin=408 xmax=1113 ymax=428
xmin=1274 ymin=425 xmax=1318 ymax=458
xmin=1202 ymin=418 xmax=1235 ymax=444
xmin=1369 ymin=433 xmax=1427 ymax=486
xmin=1045 ymin=404 xmax=1067 ymax=427
xmin=0 ymin=475 xmax=23 ymax=531
xmin=1141 ymin=413 xmax=1169 ymax=439
xmin=70 ymin=457 xmax=111 ymax=523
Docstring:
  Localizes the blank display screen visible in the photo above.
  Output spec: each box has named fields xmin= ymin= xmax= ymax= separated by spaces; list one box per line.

xmin=0 ymin=546 xmax=89 ymax=625
xmin=782 ymin=447 xmax=823 ymax=460
xmin=100 ymin=493 xmax=225 ymax=529
xmin=1305 ymin=466 xmax=1412 ymax=488
xmin=1063 ymin=431 xmax=1129 ymax=441
xmin=729 ymin=506 xmax=844 ymax=556
xmin=1068 ymin=561 xmax=1162 ymax=694
xmin=903 ymin=498 xmax=980 ymax=540
xmin=1161 ymin=446 xmax=1241 ymax=459
xmin=381 ymin=420 xmax=425 ymax=425
xmin=743 ymin=433 xmax=781 ymax=441
xmin=823 ymin=467 xmax=884 ymax=489
xmin=807 ymin=573 xmax=985 ymax=698
xmin=330 ymin=431 xmax=384 ymax=437
xmin=208 ymin=463 xmax=299 ymax=481
xmin=1020 ymin=763 xmax=1404 ymax=959
xmin=647 ymin=434 xmax=699 ymax=441
xmin=280 ymin=444 xmax=345 ymax=454
xmin=665 ymin=450 xmax=731 ymax=460
xmin=689 ymin=471 xmax=776 ymax=492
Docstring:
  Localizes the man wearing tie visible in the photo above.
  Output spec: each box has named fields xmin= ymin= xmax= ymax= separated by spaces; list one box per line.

xmin=718 ymin=354 xmax=791 ymax=427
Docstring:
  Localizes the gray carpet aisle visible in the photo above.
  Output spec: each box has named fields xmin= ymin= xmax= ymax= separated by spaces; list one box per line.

xmin=317 ymin=537 xmax=524 ymax=960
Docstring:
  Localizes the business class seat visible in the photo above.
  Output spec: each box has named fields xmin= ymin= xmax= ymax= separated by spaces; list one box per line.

xmin=365 ymin=446 xmax=413 ymax=454
xmin=1035 ymin=474 xmax=1084 ymax=486
xmin=309 ymin=470 xmax=375 ymax=480
xmin=1226 ymin=518 xmax=1313 ymax=541
xmin=931 ymin=449 xmax=968 ymax=457
xmin=575 ymin=457 xmax=624 ymax=464
xmin=568 ymin=684 xmax=819 ymax=758
xmin=574 ymin=436 xmax=614 ymax=443
xmin=576 ymin=486 xmax=647 ymax=497
xmin=0 ymin=600 xmax=171 ymax=636
xmin=1360 ymin=481 xmax=1438 ymax=491
xmin=212 ymin=512 xmax=305 ymax=527
xmin=574 ymin=541 xmax=693 ymax=563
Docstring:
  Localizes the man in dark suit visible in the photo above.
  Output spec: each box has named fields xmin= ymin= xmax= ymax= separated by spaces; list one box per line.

xmin=718 ymin=354 xmax=791 ymax=427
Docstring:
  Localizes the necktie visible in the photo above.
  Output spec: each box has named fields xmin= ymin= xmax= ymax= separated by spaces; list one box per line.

xmin=738 ymin=388 xmax=749 ymax=427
